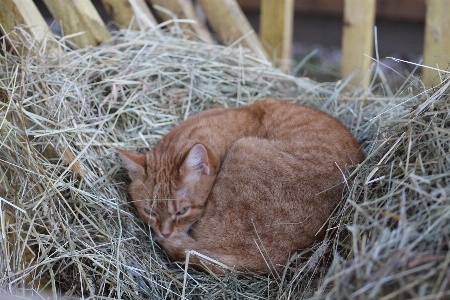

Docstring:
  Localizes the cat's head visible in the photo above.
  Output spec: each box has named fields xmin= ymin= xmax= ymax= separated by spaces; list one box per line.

xmin=117 ymin=144 xmax=216 ymax=239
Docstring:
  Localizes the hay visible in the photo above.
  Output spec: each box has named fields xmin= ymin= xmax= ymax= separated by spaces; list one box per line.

xmin=0 ymin=27 xmax=449 ymax=299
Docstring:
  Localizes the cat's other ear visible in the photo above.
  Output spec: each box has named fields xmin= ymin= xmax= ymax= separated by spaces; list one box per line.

xmin=180 ymin=144 xmax=210 ymax=183
xmin=116 ymin=148 xmax=146 ymax=178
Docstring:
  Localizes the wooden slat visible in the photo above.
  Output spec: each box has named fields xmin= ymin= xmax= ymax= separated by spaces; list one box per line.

xmin=148 ymin=0 xmax=214 ymax=43
xmin=341 ymin=0 xmax=376 ymax=88
xmin=101 ymin=0 xmax=157 ymax=29
xmin=422 ymin=0 xmax=450 ymax=87
xmin=42 ymin=0 xmax=111 ymax=48
xmin=129 ymin=0 xmax=159 ymax=27
xmin=260 ymin=0 xmax=294 ymax=71
xmin=237 ymin=0 xmax=426 ymax=22
xmin=0 ymin=0 xmax=58 ymax=55
xmin=196 ymin=0 xmax=268 ymax=60
xmin=100 ymin=0 xmax=135 ymax=28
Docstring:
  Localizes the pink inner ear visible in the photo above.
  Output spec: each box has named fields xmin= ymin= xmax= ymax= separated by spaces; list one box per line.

xmin=179 ymin=144 xmax=210 ymax=183
xmin=116 ymin=149 xmax=146 ymax=166
xmin=116 ymin=148 xmax=147 ymax=177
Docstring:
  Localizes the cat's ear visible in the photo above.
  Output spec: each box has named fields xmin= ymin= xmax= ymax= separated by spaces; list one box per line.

xmin=180 ymin=144 xmax=210 ymax=183
xmin=116 ymin=148 xmax=146 ymax=178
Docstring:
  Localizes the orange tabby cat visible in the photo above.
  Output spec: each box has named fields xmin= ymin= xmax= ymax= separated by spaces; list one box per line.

xmin=117 ymin=99 xmax=364 ymax=273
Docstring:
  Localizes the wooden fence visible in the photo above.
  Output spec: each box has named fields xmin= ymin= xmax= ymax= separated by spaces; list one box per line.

xmin=342 ymin=0 xmax=450 ymax=88
xmin=0 ymin=0 xmax=449 ymax=86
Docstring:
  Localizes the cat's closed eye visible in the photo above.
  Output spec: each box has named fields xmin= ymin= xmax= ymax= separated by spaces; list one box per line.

xmin=176 ymin=207 xmax=189 ymax=215
xmin=144 ymin=208 xmax=156 ymax=216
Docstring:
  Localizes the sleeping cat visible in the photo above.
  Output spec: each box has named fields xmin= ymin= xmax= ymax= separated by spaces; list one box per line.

xmin=117 ymin=99 xmax=364 ymax=273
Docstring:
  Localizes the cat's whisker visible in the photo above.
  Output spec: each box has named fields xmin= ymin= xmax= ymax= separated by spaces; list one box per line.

xmin=134 ymin=176 xmax=156 ymax=204
xmin=127 ymin=198 xmax=177 ymax=204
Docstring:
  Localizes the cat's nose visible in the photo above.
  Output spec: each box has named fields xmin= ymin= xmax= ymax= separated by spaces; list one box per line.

xmin=162 ymin=232 xmax=171 ymax=238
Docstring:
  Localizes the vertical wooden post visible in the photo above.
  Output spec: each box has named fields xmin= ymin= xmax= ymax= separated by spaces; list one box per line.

xmin=423 ymin=0 xmax=450 ymax=87
xmin=0 ymin=0 xmax=58 ymax=56
xmin=42 ymin=0 xmax=111 ymax=48
xmin=101 ymin=0 xmax=157 ymax=29
xmin=341 ymin=0 xmax=376 ymax=88
xmin=148 ymin=0 xmax=214 ymax=43
xmin=260 ymin=0 xmax=294 ymax=72
xmin=196 ymin=0 xmax=268 ymax=60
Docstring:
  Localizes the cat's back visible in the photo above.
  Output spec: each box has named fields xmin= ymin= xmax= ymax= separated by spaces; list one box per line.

xmin=247 ymin=99 xmax=359 ymax=142
xmin=242 ymin=100 xmax=364 ymax=168
xmin=153 ymin=105 xmax=263 ymax=159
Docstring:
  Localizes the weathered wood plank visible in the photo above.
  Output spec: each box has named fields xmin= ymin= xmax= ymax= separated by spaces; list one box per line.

xmin=100 ymin=0 xmax=134 ymax=28
xmin=42 ymin=0 xmax=111 ymax=48
xmin=260 ymin=0 xmax=294 ymax=71
xmin=196 ymin=0 xmax=268 ymax=60
xmin=0 ymin=0 xmax=58 ymax=55
xmin=101 ymin=0 xmax=157 ymax=29
xmin=341 ymin=0 xmax=376 ymax=88
xmin=149 ymin=0 xmax=214 ymax=43
xmin=423 ymin=0 xmax=450 ymax=87
xmin=129 ymin=0 xmax=159 ymax=27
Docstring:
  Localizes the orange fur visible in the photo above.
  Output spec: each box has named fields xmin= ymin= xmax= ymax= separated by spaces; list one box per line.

xmin=118 ymin=99 xmax=364 ymax=273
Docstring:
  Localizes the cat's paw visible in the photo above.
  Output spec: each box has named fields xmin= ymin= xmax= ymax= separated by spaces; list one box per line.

xmin=157 ymin=232 xmax=195 ymax=248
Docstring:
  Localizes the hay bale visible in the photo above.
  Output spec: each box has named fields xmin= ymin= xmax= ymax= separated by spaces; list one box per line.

xmin=0 ymin=27 xmax=449 ymax=299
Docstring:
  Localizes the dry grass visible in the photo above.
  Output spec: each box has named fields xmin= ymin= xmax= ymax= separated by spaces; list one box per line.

xmin=0 ymin=27 xmax=449 ymax=299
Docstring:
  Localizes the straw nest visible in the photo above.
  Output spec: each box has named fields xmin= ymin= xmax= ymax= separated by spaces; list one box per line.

xmin=1 ymin=27 xmax=449 ymax=299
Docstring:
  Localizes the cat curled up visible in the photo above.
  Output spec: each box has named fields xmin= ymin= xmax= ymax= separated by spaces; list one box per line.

xmin=117 ymin=99 xmax=364 ymax=273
